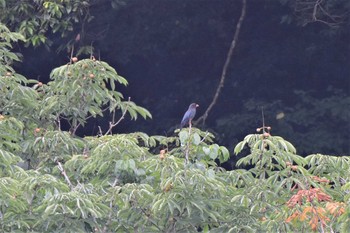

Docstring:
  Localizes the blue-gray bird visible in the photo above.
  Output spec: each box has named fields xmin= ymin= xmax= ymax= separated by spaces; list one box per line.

xmin=180 ymin=103 xmax=199 ymax=129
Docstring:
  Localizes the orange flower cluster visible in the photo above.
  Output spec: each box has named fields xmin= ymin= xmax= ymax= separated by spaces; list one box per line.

xmin=325 ymin=202 xmax=345 ymax=217
xmin=286 ymin=202 xmax=345 ymax=231
xmin=286 ymin=206 xmax=329 ymax=231
xmin=287 ymin=188 xmax=332 ymax=208
xmin=285 ymin=187 xmax=345 ymax=231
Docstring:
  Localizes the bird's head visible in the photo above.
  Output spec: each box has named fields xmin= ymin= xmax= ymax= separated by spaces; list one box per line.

xmin=190 ymin=103 xmax=199 ymax=109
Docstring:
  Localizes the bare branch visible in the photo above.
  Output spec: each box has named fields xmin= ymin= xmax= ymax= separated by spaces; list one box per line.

xmin=57 ymin=161 xmax=74 ymax=190
xmin=295 ymin=0 xmax=347 ymax=27
xmin=56 ymin=116 xmax=61 ymax=131
xmin=196 ymin=0 xmax=246 ymax=125
xmin=104 ymin=97 xmax=131 ymax=135
xmin=98 ymin=126 xmax=103 ymax=136
xmin=199 ymin=131 xmax=210 ymax=144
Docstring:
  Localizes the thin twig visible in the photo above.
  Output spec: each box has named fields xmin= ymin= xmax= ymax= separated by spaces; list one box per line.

xmin=98 ymin=126 xmax=103 ymax=136
xmin=296 ymin=0 xmax=345 ymax=27
xmin=104 ymin=97 xmax=131 ymax=135
xmin=112 ymin=178 xmax=119 ymax=187
xmin=56 ymin=116 xmax=61 ymax=131
xmin=199 ymin=131 xmax=210 ymax=144
xmin=70 ymin=122 xmax=81 ymax=135
xmin=259 ymin=107 xmax=265 ymax=170
xmin=261 ymin=107 xmax=265 ymax=133
xmin=196 ymin=0 xmax=246 ymax=125
xmin=57 ymin=161 xmax=73 ymax=190
xmin=312 ymin=0 xmax=322 ymax=21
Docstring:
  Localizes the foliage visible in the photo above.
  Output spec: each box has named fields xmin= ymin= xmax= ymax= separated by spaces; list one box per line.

xmin=0 ymin=23 xmax=25 ymax=71
xmin=44 ymin=57 xmax=151 ymax=133
xmin=233 ymin=133 xmax=349 ymax=232
xmin=0 ymin=0 xmax=129 ymax=51
xmin=0 ymin=0 xmax=93 ymax=47
xmin=1 ymin=20 xmax=349 ymax=233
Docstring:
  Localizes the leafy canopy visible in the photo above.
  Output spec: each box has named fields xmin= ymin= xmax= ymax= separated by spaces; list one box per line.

xmin=0 ymin=19 xmax=349 ymax=233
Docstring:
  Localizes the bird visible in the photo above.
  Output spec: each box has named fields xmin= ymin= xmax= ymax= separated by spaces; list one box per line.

xmin=180 ymin=103 xmax=199 ymax=129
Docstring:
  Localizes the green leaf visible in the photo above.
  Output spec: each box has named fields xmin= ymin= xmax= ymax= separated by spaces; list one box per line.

xmin=234 ymin=141 xmax=246 ymax=155
xmin=193 ymin=133 xmax=201 ymax=145
xmin=219 ymin=146 xmax=230 ymax=163
xmin=203 ymin=147 xmax=210 ymax=155
xmin=179 ymin=130 xmax=189 ymax=144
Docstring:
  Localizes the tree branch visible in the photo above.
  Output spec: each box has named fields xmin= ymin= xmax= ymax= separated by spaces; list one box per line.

xmin=104 ymin=97 xmax=131 ymax=135
xmin=196 ymin=0 xmax=246 ymax=125
xmin=295 ymin=0 xmax=347 ymax=27
xmin=57 ymin=161 xmax=73 ymax=190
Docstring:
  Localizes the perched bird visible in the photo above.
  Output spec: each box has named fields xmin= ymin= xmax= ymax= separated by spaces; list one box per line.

xmin=180 ymin=103 xmax=199 ymax=129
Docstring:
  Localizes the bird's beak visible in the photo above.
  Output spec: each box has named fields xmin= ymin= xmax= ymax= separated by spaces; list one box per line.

xmin=196 ymin=104 xmax=199 ymax=107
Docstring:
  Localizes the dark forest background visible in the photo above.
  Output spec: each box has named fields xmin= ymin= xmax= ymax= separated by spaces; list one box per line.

xmin=4 ymin=0 xmax=350 ymax=164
